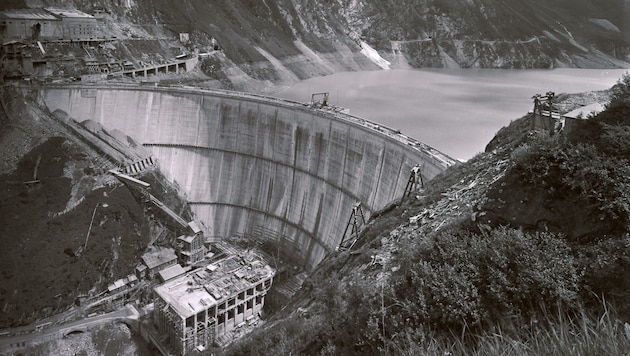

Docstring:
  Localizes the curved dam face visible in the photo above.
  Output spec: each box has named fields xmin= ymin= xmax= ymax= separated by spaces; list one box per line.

xmin=38 ymin=85 xmax=454 ymax=270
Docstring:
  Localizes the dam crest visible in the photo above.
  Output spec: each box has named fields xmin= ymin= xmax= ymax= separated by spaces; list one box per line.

xmin=38 ymin=84 xmax=455 ymax=270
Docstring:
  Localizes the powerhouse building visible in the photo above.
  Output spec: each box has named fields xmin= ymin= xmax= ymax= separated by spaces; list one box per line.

xmin=153 ymin=253 xmax=274 ymax=355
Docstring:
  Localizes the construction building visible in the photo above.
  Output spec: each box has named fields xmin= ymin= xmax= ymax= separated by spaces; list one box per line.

xmin=177 ymin=221 xmax=205 ymax=266
xmin=140 ymin=248 xmax=178 ymax=280
xmin=158 ymin=264 xmax=187 ymax=283
xmin=0 ymin=9 xmax=61 ymax=41
xmin=45 ymin=8 xmax=98 ymax=41
xmin=178 ymin=233 xmax=205 ymax=266
xmin=0 ymin=8 xmax=97 ymax=42
xmin=107 ymin=274 xmax=139 ymax=293
xmin=153 ymin=253 xmax=275 ymax=355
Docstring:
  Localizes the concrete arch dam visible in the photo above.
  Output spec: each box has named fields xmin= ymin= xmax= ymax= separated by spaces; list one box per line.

xmin=38 ymin=85 xmax=455 ymax=270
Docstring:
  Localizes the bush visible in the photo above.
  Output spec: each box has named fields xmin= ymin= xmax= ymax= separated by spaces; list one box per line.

xmin=510 ymin=132 xmax=630 ymax=225
xmin=576 ymin=236 xmax=630 ymax=312
xmin=390 ymin=227 xmax=579 ymax=336
xmin=606 ymin=72 xmax=630 ymax=110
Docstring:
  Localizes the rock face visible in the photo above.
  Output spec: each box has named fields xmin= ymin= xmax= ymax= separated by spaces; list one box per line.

xmin=114 ymin=0 xmax=630 ymax=73
xmin=356 ymin=0 xmax=630 ymax=69
xmin=4 ymin=1 xmax=629 ymax=86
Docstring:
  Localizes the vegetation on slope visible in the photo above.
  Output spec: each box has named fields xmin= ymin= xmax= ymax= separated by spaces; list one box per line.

xmin=0 ymin=87 xmax=192 ymax=328
xmin=226 ymin=75 xmax=630 ymax=355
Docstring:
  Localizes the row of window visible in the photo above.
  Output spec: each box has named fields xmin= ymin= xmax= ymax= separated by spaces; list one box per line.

xmin=2 ymin=21 xmax=95 ymax=26
xmin=185 ymin=296 xmax=263 ymax=328
xmin=217 ymin=298 xmax=260 ymax=324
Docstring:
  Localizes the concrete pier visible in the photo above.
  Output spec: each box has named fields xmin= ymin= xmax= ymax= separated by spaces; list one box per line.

xmin=38 ymin=84 xmax=455 ymax=270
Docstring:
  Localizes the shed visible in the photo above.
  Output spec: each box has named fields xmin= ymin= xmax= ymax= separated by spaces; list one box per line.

xmin=158 ymin=264 xmax=186 ymax=283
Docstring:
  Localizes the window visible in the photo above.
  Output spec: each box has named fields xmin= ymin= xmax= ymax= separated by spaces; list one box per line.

xmin=247 ymin=300 xmax=253 ymax=309
xmin=227 ymin=309 xmax=234 ymax=320
xmin=237 ymin=304 xmax=244 ymax=314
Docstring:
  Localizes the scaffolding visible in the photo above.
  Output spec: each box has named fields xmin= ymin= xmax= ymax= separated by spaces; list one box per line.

xmin=154 ymin=253 xmax=274 ymax=355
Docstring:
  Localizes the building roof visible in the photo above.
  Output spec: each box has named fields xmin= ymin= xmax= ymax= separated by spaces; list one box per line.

xmin=0 ymin=9 xmax=58 ymax=21
xmin=107 ymin=273 xmax=138 ymax=292
xmin=142 ymin=248 xmax=177 ymax=270
xmin=564 ymin=102 xmax=605 ymax=119
xmin=158 ymin=264 xmax=187 ymax=282
xmin=154 ymin=253 xmax=275 ymax=319
xmin=45 ymin=8 xmax=95 ymax=19
xmin=2 ymin=40 xmax=27 ymax=46
xmin=188 ymin=221 xmax=201 ymax=234
xmin=108 ymin=278 xmax=126 ymax=292
xmin=127 ymin=274 xmax=138 ymax=283
xmin=178 ymin=234 xmax=198 ymax=244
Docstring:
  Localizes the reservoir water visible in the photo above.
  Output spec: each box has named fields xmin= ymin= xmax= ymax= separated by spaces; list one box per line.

xmin=275 ymin=69 xmax=627 ymax=160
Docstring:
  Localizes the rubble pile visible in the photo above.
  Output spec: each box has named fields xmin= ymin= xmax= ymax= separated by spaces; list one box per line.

xmin=409 ymin=154 xmax=511 ymax=234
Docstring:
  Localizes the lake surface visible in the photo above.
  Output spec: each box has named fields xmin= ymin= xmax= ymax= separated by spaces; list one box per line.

xmin=275 ymin=69 xmax=627 ymax=160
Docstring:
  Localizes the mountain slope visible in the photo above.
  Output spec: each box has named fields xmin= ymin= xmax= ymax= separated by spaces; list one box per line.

xmin=3 ymin=1 xmax=629 ymax=90
xmin=223 ymin=77 xmax=630 ymax=355
xmin=126 ymin=0 xmax=630 ymax=70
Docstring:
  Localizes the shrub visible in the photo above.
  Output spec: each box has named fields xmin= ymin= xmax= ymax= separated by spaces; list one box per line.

xmin=510 ymin=132 xmax=630 ymax=226
xmin=390 ymin=227 xmax=579 ymax=336
xmin=606 ymin=72 xmax=630 ymax=110
xmin=576 ymin=236 xmax=630 ymax=310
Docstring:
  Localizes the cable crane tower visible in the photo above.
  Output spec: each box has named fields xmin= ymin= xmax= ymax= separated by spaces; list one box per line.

xmin=403 ymin=163 xmax=424 ymax=200
xmin=338 ymin=202 xmax=366 ymax=251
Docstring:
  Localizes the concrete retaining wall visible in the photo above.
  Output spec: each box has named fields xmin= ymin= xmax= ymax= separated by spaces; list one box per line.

xmin=38 ymin=85 xmax=454 ymax=269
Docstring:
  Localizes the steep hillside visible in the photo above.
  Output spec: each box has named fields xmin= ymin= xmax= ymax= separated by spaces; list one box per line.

xmin=2 ymin=1 xmax=629 ymax=90
xmin=0 ymin=86 xmax=192 ymax=328
xmin=357 ymin=0 xmax=630 ymax=68
xmin=225 ymin=77 xmax=630 ymax=355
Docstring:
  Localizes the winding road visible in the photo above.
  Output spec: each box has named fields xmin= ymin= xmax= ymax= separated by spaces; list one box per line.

xmin=0 ymin=304 xmax=139 ymax=353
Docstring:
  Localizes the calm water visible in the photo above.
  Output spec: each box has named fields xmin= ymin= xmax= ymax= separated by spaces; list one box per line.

xmin=275 ymin=69 xmax=627 ymax=160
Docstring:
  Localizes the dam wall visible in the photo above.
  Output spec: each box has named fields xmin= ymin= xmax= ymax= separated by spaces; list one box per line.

xmin=37 ymin=84 xmax=455 ymax=269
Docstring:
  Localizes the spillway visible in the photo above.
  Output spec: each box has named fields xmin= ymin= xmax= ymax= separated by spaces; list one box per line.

xmin=38 ymin=84 xmax=455 ymax=270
